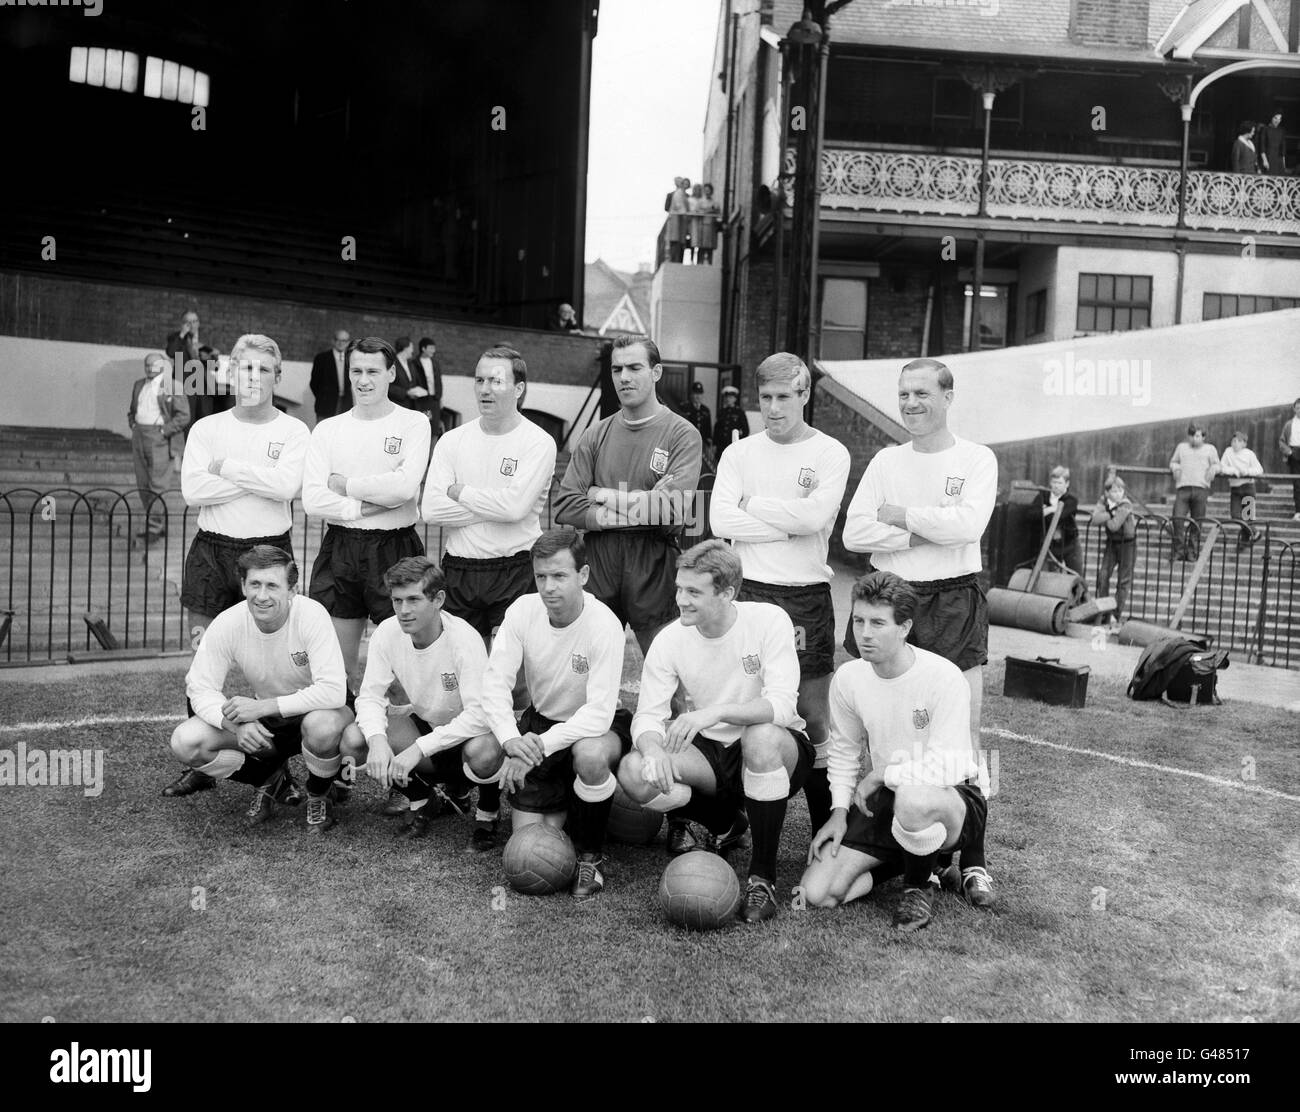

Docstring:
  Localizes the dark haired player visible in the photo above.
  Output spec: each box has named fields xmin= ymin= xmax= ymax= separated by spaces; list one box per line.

xmin=302 ymin=336 xmax=432 ymax=696
xmin=419 ymin=529 xmax=628 ymax=899
xmin=711 ymin=351 xmax=850 ymax=838
xmin=842 ymin=357 xmax=997 ymax=907
xmin=338 ymin=556 xmax=500 ymax=843
xmin=800 ymin=571 xmax=985 ymax=932
xmin=553 ymin=335 xmax=702 ymax=659
xmin=618 ymin=539 xmax=814 ymax=924
xmin=421 ymin=345 xmax=556 ymax=845
xmin=167 ymin=546 xmax=352 ymax=833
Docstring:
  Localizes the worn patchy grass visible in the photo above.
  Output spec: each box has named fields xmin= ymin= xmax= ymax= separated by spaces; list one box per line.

xmin=1 ymin=652 xmax=1297 ymax=1022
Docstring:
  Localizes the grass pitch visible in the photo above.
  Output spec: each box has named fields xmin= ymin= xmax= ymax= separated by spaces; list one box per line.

xmin=1 ymin=648 xmax=1297 ymax=1023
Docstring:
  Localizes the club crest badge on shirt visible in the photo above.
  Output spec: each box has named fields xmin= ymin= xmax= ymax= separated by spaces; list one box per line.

xmin=500 ymin=458 xmax=518 ymax=476
xmin=797 ymin=467 xmax=816 ymax=488
xmin=570 ymin=652 xmax=589 ymax=675
xmin=267 ymin=442 xmax=283 ymax=461
xmin=290 ymin=651 xmax=308 ymax=667
xmin=945 ymin=476 xmax=965 ymax=497
xmin=384 ymin=436 xmax=403 ymax=455
xmin=741 ymin=653 xmax=761 ymax=675
xmin=440 ymin=673 xmax=458 ymax=691
xmin=913 ymin=708 xmax=930 ymax=729
xmin=650 ymin=447 xmax=669 ymax=475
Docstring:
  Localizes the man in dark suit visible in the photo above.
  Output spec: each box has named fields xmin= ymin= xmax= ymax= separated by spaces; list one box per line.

xmin=309 ymin=328 xmax=352 ymax=423
xmin=188 ymin=344 xmax=235 ymax=425
xmin=416 ymin=336 xmax=443 ymax=433
xmin=390 ymin=334 xmax=439 ymax=426
xmin=166 ymin=309 xmax=201 ymax=371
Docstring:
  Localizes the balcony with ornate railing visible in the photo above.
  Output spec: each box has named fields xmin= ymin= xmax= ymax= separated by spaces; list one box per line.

xmin=794 ymin=147 xmax=1300 ymax=235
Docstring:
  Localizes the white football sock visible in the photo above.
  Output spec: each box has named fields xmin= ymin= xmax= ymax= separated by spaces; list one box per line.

xmin=197 ymin=751 xmax=244 ymax=780
xmin=644 ymin=782 xmax=692 ymax=813
xmin=742 ymin=765 xmax=789 ymax=802
xmin=573 ymin=773 xmax=616 ymax=803
xmin=891 ymin=817 xmax=947 ymax=855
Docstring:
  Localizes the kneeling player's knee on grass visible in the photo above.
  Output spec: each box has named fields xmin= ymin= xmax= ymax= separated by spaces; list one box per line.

xmin=799 ymin=869 xmax=837 ymax=908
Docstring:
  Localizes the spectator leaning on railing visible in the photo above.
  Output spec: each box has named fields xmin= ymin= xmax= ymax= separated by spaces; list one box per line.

xmin=1169 ymin=423 xmax=1219 ymax=561
xmin=1279 ymin=397 xmax=1300 ymax=522
xmin=1218 ymin=430 xmax=1264 ymax=547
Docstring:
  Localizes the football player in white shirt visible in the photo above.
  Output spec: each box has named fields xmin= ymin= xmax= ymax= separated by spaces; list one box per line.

xmin=168 ymin=546 xmax=353 ymax=834
xmin=338 ymin=556 xmax=500 ymax=844
xmin=417 ymin=529 xmax=630 ymax=898
xmin=710 ymin=352 xmax=850 ymax=844
xmin=842 ymin=358 xmax=996 ymax=908
xmin=618 ymin=540 xmax=816 ymax=924
xmin=420 ymin=346 xmax=557 ymax=842
xmin=302 ymin=337 xmax=431 ymax=692
xmin=164 ymin=334 xmax=312 ymax=799
xmin=801 ymin=571 xmax=986 ymax=931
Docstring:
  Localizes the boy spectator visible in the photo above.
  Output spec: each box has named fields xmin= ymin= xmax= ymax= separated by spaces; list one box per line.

xmin=1090 ymin=475 xmax=1137 ymax=624
xmin=1219 ymin=430 xmax=1264 ymax=547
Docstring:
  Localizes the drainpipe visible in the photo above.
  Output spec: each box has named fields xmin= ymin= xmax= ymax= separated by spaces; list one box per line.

xmin=970 ymin=91 xmax=995 ymax=352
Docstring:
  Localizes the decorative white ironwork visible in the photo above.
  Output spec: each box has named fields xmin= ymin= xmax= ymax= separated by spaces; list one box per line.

xmin=812 ymin=147 xmax=1300 ymax=234
xmin=1184 ymin=172 xmax=1300 ymax=234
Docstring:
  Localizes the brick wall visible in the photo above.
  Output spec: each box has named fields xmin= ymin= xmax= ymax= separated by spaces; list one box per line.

xmin=812 ymin=376 xmax=904 ymax=564
xmin=774 ymin=0 xmax=1078 ymax=50
xmin=734 ymin=257 xmax=966 ymax=392
xmin=0 ymin=270 xmax=605 ymax=387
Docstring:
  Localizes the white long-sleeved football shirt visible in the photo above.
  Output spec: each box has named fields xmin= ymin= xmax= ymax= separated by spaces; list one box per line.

xmin=825 ymin=650 xmax=977 ymax=812
xmin=421 ymin=593 xmax=624 ymax=758
xmin=180 ymin=409 xmax=310 ymax=536
xmin=710 ymin=429 xmax=850 ymax=585
xmin=302 ymin=406 xmax=431 ymax=529
xmin=842 ymin=437 xmax=997 ymax=581
xmin=419 ymin=417 xmax=556 ymax=558
xmin=353 ymin=611 xmax=488 ymax=744
xmin=631 ymin=601 xmax=805 ymax=748
xmin=185 ymin=595 xmax=347 ymax=729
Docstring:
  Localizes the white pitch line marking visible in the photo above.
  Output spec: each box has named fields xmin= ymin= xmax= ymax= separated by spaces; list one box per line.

xmin=0 ymin=714 xmax=177 ymax=734
xmin=983 ymin=726 xmax=1300 ymax=804
xmin=1 ymin=715 xmax=1295 ymax=804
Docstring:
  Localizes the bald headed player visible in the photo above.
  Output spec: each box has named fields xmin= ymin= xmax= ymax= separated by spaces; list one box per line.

xmin=553 ymin=335 xmax=702 ymax=657
xmin=842 ymin=357 xmax=997 ymax=907
xmin=710 ymin=352 xmax=850 ymax=841
xmin=302 ymin=336 xmax=431 ymax=693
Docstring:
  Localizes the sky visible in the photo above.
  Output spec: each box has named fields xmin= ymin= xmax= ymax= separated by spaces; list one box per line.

xmin=585 ymin=0 xmax=721 ymax=274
